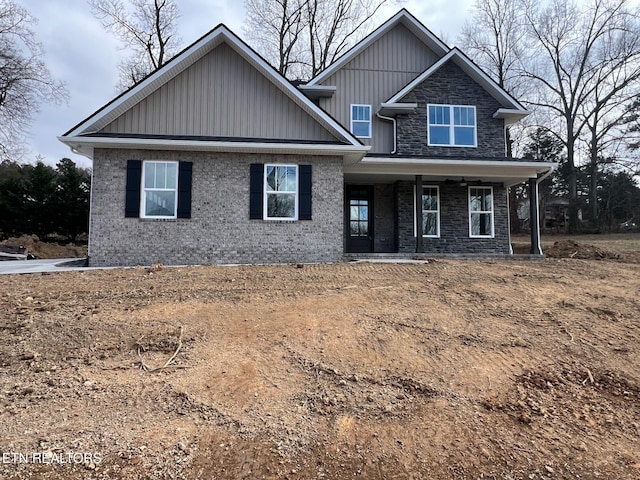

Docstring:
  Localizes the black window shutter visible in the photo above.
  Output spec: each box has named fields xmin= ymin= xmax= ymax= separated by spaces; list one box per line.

xmin=299 ymin=164 xmax=312 ymax=220
xmin=249 ymin=163 xmax=264 ymax=219
xmin=177 ymin=161 xmax=193 ymax=219
xmin=125 ymin=160 xmax=142 ymax=218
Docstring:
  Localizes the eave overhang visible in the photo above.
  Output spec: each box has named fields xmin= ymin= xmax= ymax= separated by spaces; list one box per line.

xmin=378 ymin=102 xmax=418 ymax=116
xmin=344 ymin=157 xmax=557 ymax=187
xmin=58 ymin=135 xmax=370 ymax=163
xmin=493 ymin=108 xmax=531 ymax=125
xmin=298 ymin=84 xmax=337 ymax=99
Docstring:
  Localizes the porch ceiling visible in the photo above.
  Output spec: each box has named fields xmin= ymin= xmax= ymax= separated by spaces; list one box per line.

xmin=344 ymin=157 xmax=556 ymax=187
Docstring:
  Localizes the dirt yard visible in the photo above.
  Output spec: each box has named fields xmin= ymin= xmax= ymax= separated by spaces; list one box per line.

xmin=1 ymin=238 xmax=639 ymax=479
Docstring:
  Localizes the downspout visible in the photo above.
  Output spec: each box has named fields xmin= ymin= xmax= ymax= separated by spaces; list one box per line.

xmin=532 ymin=164 xmax=557 ymax=255
xmin=376 ymin=112 xmax=396 ymax=154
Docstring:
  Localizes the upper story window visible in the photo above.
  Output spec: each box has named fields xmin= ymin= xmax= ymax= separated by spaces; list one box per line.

xmin=264 ymin=164 xmax=298 ymax=220
xmin=141 ymin=161 xmax=178 ymax=218
xmin=469 ymin=186 xmax=494 ymax=237
xmin=428 ymin=104 xmax=476 ymax=147
xmin=351 ymin=104 xmax=371 ymax=138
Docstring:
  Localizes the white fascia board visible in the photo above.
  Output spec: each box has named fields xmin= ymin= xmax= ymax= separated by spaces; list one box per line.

xmin=361 ymin=157 xmax=556 ymax=169
xmin=64 ymin=26 xmax=362 ymax=147
xmin=347 ymin=157 xmax=557 ymax=182
xmin=58 ymin=136 xmax=370 ymax=159
xmin=386 ymin=49 xmax=527 ymax=112
xmin=307 ymin=10 xmax=449 ymax=86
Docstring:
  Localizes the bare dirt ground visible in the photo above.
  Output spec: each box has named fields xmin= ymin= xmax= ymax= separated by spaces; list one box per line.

xmin=0 ymin=236 xmax=87 ymax=259
xmin=1 ymin=236 xmax=639 ymax=479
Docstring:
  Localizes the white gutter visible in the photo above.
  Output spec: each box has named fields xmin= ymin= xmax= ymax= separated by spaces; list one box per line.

xmin=375 ymin=112 xmax=397 ymax=154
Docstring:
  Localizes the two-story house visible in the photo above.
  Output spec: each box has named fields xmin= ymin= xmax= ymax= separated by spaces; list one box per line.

xmin=59 ymin=10 xmax=555 ymax=267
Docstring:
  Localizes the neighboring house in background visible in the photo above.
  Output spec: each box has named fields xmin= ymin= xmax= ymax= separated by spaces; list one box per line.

xmin=59 ymin=9 xmax=555 ymax=267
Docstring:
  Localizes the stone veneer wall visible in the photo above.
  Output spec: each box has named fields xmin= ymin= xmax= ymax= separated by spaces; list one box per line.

xmin=373 ymin=183 xmax=396 ymax=252
xmin=89 ymin=149 xmax=344 ymax=266
xmin=395 ymin=61 xmax=506 ymax=158
xmin=396 ymin=181 xmax=510 ymax=254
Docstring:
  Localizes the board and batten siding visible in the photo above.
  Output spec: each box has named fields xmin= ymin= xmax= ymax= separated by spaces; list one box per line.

xmin=318 ymin=23 xmax=440 ymax=153
xmin=100 ymin=43 xmax=338 ymax=143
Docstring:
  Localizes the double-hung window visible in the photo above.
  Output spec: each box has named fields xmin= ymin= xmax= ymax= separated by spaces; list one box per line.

xmin=351 ymin=104 xmax=371 ymax=138
xmin=469 ymin=186 xmax=494 ymax=237
xmin=264 ymin=164 xmax=298 ymax=220
xmin=141 ymin=161 xmax=179 ymax=218
xmin=428 ymin=104 xmax=476 ymax=147
xmin=414 ymin=186 xmax=440 ymax=237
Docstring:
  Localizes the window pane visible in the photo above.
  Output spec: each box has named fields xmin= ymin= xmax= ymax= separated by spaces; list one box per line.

xmin=353 ymin=121 xmax=370 ymax=137
xmin=166 ymin=163 xmax=177 ymax=189
xmin=422 ymin=189 xmax=438 ymax=210
xmin=265 ymin=166 xmax=276 ymax=191
xmin=267 ymin=193 xmax=295 ymax=218
xmin=429 ymin=105 xmax=449 ymax=125
xmin=470 ymin=212 xmax=480 ymax=236
xmin=483 ymin=192 xmax=493 ymax=211
xmin=144 ymin=162 xmax=155 ymax=188
xmin=352 ymin=105 xmax=370 ymax=121
xmin=350 ymin=221 xmax=360 ymax=235
xmin=454 ymin=127 xmax=475 ymax=146
xmin=360 ymin=221 xmax=368 ymax=236
xmin=144 ymin=191 xmax=175 ymax=217
xmin=429 ymin=126 xmax=450 ymax=145
xmin=480 ymin=213 xmax=492 ymax=235
xmin=154 ymin=162 xmax=167 ymax=188
xmin=454 ymin=107 xmax=475 ymax=126
xmin=350 ymin=205 xmax=359 ymax=221
xmin=283 ymin=166 xmax=297 ymax=191
xmin=423 ymin=213 xmax=437 ymax=236
xmin=359 ymin=205 xmax=368 ymax=220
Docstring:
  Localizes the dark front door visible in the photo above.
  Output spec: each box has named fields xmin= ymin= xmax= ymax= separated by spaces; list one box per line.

xmin=346 ymin=186 xmax=373 ymax=253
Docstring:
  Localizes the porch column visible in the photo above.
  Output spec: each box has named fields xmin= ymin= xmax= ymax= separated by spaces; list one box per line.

xmin=529 ymin=178 xmax=542 ymax=255
xmin=415 ymin=175 xmax=424 ymax=253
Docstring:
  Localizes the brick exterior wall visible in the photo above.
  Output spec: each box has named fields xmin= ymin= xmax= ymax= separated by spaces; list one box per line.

xmin=89 ymin=149 xmax=344 ymax=266
xmin=396 ymin=181 xmax=510 ymax=254
xmin=395 ymin=61 xmax=506 ymax=158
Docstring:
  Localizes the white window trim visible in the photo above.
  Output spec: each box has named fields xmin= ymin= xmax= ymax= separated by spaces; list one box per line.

xmin=427 ymin=104 xmax=477 ymax=147
xmin=140 ymin=160 xmax=179 ymax=219
xmin=350 ymin=104 xmax=372 ymax=139
xmin=263 ymin=164 xmax=298 ymax=221
xmin=468 ymin=186 xmax=494 ymax=238
xmin=413 ymin=185 xmax=441 ymax=238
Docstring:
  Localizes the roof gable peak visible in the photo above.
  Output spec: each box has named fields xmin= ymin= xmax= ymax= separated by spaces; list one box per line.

xmin=307 ymin=9 xmax=450 ymax=86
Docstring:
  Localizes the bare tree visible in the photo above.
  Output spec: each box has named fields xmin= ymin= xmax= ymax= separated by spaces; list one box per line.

xmin=244 ymin=0 xmax=395 ymax=80
xmin=0 ymin=0 xmax=66 ymax=161
xmin=521 ymin=0 xmax=640 ymax=232
xmin=459 ymin=0 xmax=530 ymax=233
xmin=244 ymin=0 xmax=307 ymax=78
xmin=89 ymin=0 xmax=181 ymax=90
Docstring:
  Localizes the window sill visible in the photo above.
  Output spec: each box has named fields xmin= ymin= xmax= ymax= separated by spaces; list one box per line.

xmin=138 ymin=217 xmax=179 ymax=222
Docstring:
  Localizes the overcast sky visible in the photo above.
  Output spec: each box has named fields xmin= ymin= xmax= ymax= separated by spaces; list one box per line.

xmin=25 ymin=0 xmax=473 ymax=168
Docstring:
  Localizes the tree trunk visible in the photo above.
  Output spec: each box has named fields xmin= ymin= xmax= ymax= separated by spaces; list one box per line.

xmin=566 ymin=125 xmax=579 ymax=233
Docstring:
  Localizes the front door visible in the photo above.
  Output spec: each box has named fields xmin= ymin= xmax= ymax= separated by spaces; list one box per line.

xmin=346 ymin=186 xmax=373 ymax=253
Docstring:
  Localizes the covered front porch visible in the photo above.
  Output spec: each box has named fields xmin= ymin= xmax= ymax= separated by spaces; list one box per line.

xmin=343 ymin=157 xmax=556 ymax=257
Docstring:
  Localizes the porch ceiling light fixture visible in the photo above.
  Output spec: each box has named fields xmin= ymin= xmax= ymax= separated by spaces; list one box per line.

xmin=459 ymin=178 xmax=468 ymax=187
